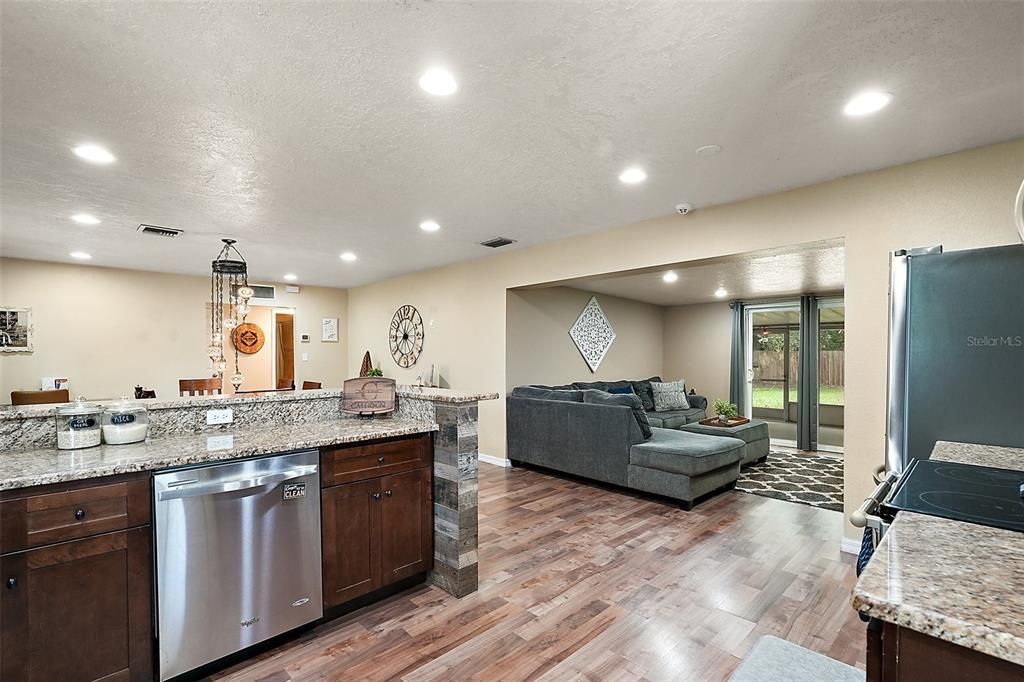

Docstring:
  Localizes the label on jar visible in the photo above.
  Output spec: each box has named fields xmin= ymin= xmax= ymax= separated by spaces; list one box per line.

xmin=69 ymin=416 xmax=97 ymax=430
xmin=109 ymin=413 xmax=136 ymax=425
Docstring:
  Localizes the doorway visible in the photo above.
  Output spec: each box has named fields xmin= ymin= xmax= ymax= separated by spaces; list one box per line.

xmin=273 ymin=310 xmax=295 ymax=390
xmin=744 ymin=299 xmax=845 ymax=452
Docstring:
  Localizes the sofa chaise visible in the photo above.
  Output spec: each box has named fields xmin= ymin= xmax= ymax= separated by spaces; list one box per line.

xmin=506 ymin=385 xmax=745 ymax=509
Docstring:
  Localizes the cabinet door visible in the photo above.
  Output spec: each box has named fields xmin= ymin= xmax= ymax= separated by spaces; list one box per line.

xmin=322 ymin=478 xmax=382 ymax=607
xmin=379 ymin=467 xmax=433 ymax=585
xmin=1 ymin=527 xmax=153 ymax=682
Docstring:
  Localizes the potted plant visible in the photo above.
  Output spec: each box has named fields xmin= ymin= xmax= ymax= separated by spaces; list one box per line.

xmin=366 ymin=366 xmax=384 ymax=377
xmin=712 ymin=399 xmax=739 ymax=424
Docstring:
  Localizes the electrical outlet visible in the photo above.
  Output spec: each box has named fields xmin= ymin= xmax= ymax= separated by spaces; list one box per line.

xmin=206 ymin=408 xmax=233 ymax=425
xmin=206 ymin=435 xmax=234 ymax=451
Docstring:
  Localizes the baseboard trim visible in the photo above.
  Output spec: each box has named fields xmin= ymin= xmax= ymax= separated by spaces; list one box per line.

xmin=479 ymin=453 xmax=510 ymax=468
xmin=840 ymin=537 xmax=862 ymax=555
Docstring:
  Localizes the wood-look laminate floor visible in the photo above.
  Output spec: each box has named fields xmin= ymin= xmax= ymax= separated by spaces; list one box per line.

xmin=212 ymin=463 xmax=865 ymax=681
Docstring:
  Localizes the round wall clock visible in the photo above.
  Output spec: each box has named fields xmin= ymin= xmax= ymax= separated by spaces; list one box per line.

xmin=231 ymin=322 xmax=265 ymax=354
xmin=389 ymin=304 xmax=424 ymax=368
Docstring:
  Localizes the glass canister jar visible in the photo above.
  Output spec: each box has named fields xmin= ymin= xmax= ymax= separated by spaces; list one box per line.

xmin=55 ymin=398 xmax=102 ymax=450
xmin=102 ymin=398 xmax=149 ymax=445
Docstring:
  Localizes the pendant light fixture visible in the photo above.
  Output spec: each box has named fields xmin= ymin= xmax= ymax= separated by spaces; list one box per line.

xmin=209 ymin=239 xmax=253 ymax=390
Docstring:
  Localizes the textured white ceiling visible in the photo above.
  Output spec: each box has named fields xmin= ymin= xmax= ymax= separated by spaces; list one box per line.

xmin=2 ymin=2 xmax=1022 ymax=287
xmin=559 ymin=241 xmax=845 ymax=306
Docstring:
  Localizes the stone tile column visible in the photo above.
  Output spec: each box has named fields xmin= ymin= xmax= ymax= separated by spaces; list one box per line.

xmin=394 ymin=386 xmax=497 ymax=599
xmin=430 ymin=403 xmax=479 ymax=597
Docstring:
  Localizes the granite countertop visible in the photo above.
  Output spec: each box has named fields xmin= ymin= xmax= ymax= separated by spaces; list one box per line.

xmin=0 ymin=385 xmax=498 ymax=420
xmin=395 ymin=385 xmax=500 ymax=404
xmin=851 ymin=440 xmax=1024 ymax=666
xmin=931 ymin=440 xmax=1024 ymax=470
xmin=0 ymin=417 xmax=437 ymax=490
xmin=852 ymin=511 xmax=1024 ymax=665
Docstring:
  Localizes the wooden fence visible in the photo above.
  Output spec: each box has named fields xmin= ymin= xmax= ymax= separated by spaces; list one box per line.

xmin=753 ymin=351 xmax=845 ymax=386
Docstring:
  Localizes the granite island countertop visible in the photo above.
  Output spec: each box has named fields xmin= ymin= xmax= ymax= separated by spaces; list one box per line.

xmin=851 ymin=440 xmax=1024 ymax=666
xmin=0 ymin=417 xmax=437 ymax=491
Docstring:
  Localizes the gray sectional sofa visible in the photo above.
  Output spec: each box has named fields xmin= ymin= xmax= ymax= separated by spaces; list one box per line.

xmin=506 ymin=379 xmax=750 ymax=509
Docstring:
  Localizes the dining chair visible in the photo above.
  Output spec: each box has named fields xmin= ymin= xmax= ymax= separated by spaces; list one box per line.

xmin=10 ymin=389 xmax=70 ymax=406
xmin=178 ymin=378 xmax=223 ymax=397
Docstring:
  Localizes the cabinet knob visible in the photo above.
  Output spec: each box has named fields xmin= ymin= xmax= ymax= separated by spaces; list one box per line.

xmin=378 ymin=456 xmax=385 ymax=463
xmin=6 ymin=577 xmax=15 ymax=590
xmin=384 ymin=489 xmax=393 ymax=497
xmin=74 ymin=509 xmax=85 ymax=521
xmin=372 ymin=492 xmax=381 ymax=500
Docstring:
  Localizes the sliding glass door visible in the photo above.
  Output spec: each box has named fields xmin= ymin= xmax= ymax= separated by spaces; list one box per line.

xmin=743 ymin=298 xmax=844 ymax=452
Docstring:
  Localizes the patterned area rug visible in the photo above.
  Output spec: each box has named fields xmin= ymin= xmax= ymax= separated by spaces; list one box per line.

xmin=736 ymin=451 xmax=844 ymax=512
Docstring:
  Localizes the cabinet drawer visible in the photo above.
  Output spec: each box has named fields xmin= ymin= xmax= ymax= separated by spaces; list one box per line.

xmin=1 ymin=476 xmax=150 ymax=553
xmin=321 ymin=433 xmax=432 ymax=486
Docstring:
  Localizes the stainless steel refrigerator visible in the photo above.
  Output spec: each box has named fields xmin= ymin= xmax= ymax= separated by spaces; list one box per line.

xmin=886 ymin=243 xmax=1024 ymax=472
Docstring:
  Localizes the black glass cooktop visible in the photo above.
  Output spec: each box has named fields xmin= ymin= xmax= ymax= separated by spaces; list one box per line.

xmin=881 ymin=458 xmax=1024 ymax=533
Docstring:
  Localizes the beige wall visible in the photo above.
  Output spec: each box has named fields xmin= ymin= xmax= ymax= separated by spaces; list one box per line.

xmin=347 ymin=139 xmax=1024 ymax=541
xmin=506 ymin=286 xmax=664 ymax=391
xmin=662 ymin=302 xmax=733 ymax=404
xmin=0 ymin=259 xmax=349 ymax=401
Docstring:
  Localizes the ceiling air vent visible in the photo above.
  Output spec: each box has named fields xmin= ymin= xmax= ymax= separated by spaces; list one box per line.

xmin=137 ymin=224 xmax=182 ymax=238
xmin=480 ymin=236 xmax=517 ymax=249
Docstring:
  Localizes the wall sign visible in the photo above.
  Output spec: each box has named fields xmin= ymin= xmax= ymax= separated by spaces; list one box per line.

xmin=321 ymin=318 xmax=339 ymax=342
xmin=231 ymin=322 xmax=265 ymax=354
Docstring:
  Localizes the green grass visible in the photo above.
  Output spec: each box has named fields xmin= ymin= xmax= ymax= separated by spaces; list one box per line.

xmin=752 ymin=384 xmax=844 ymax=409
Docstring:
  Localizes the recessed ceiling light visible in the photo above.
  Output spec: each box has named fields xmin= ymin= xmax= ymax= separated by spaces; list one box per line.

xmin=619 ymin=167 xmax=647 ymax=185
xmin=283 ymin=273 xmax=298 ymax=282
xmin=714 ymin=287 xmax=728 ymax=298
xmin=419 ymin=220 xmax=441 ymax=233
xmin=71 ymin=213 xmax=100 ymax=225
xmin=419 ymin=68 xmax=458 ymax=96
xmin=695 ymin=144 xmax=721 ymax=158
xmin=662 ymin=271 xmax=678 ymax=283
xmin=72 ymin=144 xmax=116 ymax=165
xmin=69 ymin=251 xmax=92 ymax=260
xmin=843 ymin=91 xmax=892 ymax=117
xmin=340 ymin=251 xmax=357 ymax=262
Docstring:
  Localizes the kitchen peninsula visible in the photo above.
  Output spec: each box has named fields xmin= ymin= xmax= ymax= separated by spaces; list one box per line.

xmin=0 ymin=386 xmax=496 ymax=681
xmin=852 ymin=441 xmax=1024 ymax=681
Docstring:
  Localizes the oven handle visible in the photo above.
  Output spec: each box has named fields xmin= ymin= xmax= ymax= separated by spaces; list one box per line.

xmin=851 ymin=469 xmax=899 ymax=528
xmin=157 ymin=465 xmax=318 ymax=501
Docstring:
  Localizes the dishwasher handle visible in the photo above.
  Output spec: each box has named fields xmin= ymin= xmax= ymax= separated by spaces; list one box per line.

xmin=157 ymin=464 xmax=318 ymax=501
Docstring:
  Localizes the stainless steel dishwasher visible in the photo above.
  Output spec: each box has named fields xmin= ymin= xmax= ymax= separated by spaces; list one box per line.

xmin=153 ymin=450 xmax=323 ymax=681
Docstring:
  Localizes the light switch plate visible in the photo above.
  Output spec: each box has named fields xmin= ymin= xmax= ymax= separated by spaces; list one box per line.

xmin=206 ymin=408 xmax=233 ymax=425
xmin=302 ymin=352 xmax=309 ymax=362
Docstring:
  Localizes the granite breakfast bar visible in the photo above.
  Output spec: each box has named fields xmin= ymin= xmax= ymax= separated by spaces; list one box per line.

xmin=852 ymin=441 xmax=1024 ymax=680
xmin=0 ymin=386 xmax=497 ymax=680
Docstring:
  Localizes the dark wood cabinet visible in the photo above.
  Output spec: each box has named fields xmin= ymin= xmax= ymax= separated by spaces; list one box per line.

xmin=1 ymin=474 xmax=153 ymax=682
xmin=322 ymin=478 xmax=383 ymax=606
xmin=380 ymin=467 xmax=433 ymax=584
xmin=1 ymin=526 xmax=152 ymax=682
xmin=868 ymin=621 xmax=1024 ymax=682
xmin=321 ymin=435 xmax=433 ymax=611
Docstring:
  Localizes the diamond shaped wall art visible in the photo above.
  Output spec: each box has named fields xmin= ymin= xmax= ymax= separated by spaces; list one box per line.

xmin=569 ymin=296 xmax=616 ymax=373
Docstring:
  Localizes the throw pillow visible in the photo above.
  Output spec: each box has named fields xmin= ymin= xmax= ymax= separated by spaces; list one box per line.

xmin=607 ymin=385 xmax=634 ymax=395
xmin=651 ymin=380 xmax=690 ymax=412
xmin=630 ymin=376 xmax=662 ymax=412
xmin=582 ymin=389 xmax=653 ymax=440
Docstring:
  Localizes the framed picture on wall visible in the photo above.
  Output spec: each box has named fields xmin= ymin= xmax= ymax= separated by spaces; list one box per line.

xmin=321 ymin=317 xmax=339 ymax=342
xmin=0 ymin=307 xmax=33 ymax=353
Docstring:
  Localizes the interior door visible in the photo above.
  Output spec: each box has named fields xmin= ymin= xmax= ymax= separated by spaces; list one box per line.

xmin=322 ymin=478 xmax=382 ymax=607
xmin=379 ymin=467 xmax=433 ymax=584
